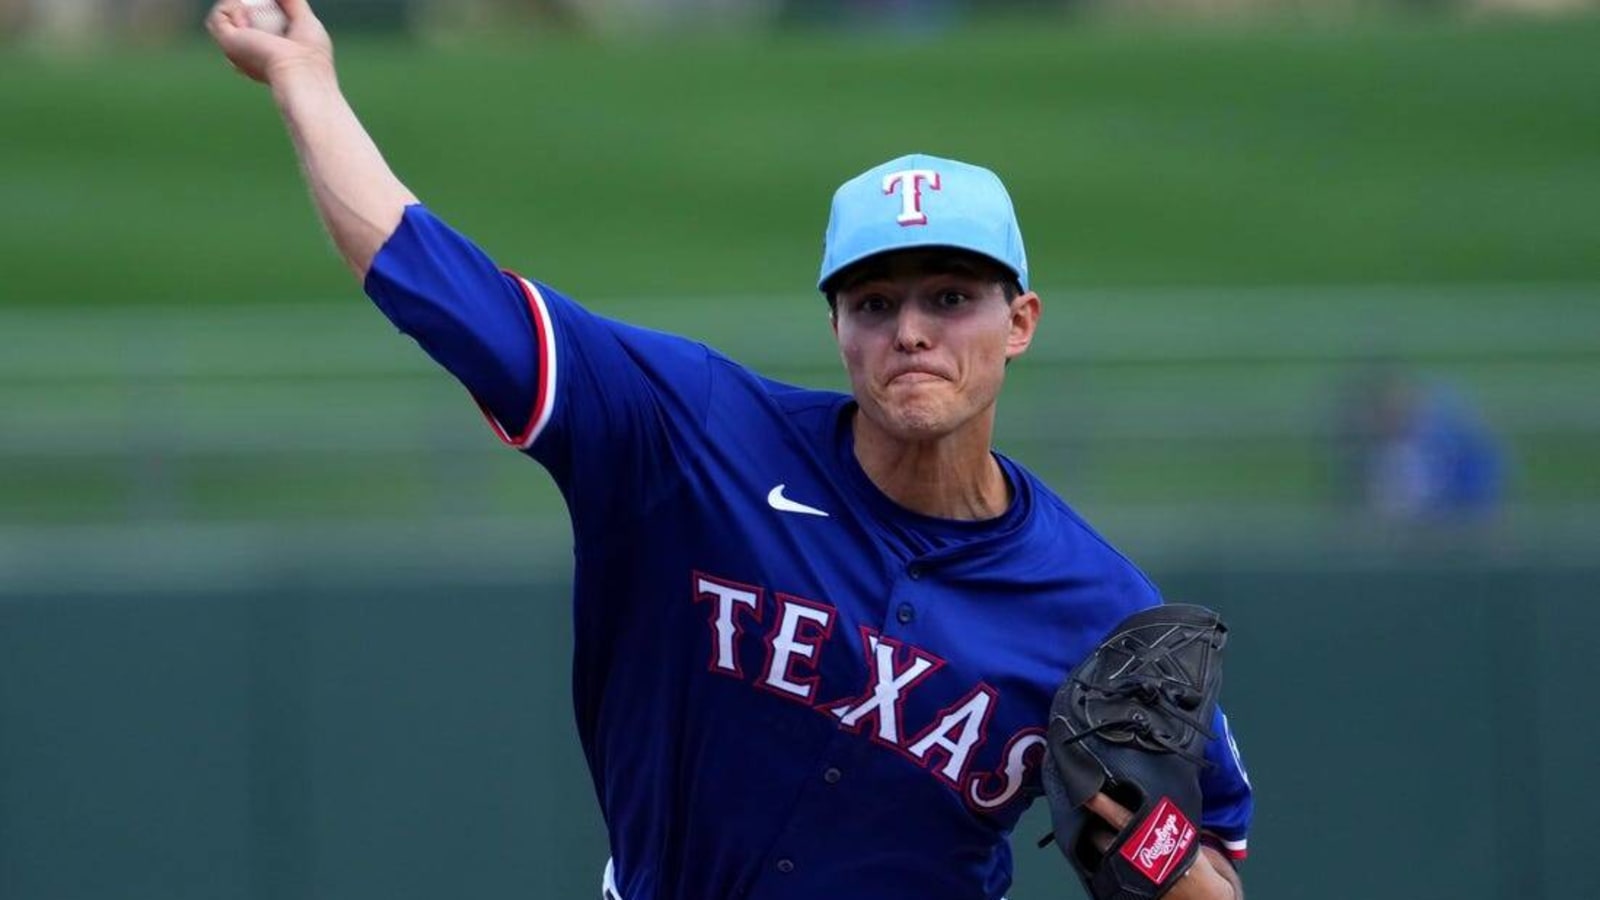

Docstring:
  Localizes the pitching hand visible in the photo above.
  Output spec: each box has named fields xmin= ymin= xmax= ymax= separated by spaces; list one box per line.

xmin=206 ymin=0 xmax=332 ymax=85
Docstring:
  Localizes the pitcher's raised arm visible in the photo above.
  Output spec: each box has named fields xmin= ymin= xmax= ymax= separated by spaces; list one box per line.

xmin=206 ymin=0 xmax=417 ymax=277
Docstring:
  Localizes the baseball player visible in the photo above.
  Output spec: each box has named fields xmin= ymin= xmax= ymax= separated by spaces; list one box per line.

xmin=206 ymin=2 xmax=1253 ymax=898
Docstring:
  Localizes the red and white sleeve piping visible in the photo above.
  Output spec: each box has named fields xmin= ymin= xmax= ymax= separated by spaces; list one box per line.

xmin=476 ymin=274 xmax=558 ymax=451
xmin=1201 ymin=831 xmax=1248 ymax=862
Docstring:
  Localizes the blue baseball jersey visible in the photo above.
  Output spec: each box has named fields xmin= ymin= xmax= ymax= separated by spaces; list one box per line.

xmin=366 ymin=205 xmax=1252 ymax=899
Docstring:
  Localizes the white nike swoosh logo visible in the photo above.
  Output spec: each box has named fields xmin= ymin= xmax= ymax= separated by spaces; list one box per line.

xmin=767 ymin=484 xmax=829 ymax=518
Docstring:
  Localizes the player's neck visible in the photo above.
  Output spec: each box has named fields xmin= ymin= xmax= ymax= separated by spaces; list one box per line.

xmin=851 ymin=409 xmax=1010 ymax=521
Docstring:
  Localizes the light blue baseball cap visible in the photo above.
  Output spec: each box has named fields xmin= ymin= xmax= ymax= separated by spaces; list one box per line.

xmin=818 ymin=153 xmax=1029 ymax=292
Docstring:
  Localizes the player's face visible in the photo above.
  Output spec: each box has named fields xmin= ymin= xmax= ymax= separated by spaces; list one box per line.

xmin=831 ymin=250 xmax=1040 ymax=443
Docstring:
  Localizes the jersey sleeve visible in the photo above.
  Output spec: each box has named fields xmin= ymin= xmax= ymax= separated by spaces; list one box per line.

xmin=364 ymin=204 xmax=715 ymax=538
xmin=364 ymin=204 xmax=544 ymax=438
xmin=509 ymin=277 xmax=715 ymax=538
xmin=1199 ymin=706 xmax=1253 ymax=862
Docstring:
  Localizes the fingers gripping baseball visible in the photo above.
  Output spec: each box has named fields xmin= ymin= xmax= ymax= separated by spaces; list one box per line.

xmin=206 ymin=0 xmax=332 ymax=85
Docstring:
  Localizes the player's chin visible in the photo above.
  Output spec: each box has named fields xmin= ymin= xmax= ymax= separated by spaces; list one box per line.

xmin=876 ymin=398 xmax=961 ymax=441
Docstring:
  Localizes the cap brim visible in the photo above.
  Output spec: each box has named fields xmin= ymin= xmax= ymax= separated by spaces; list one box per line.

xmin=819 ymin=242 xmax=1026 ymax=293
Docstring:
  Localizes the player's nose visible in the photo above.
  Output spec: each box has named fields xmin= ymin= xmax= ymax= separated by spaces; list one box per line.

xmin=892 ymin=306 xmax=933 ymax=352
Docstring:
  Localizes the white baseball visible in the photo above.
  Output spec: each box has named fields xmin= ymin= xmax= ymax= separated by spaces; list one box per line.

xmin=241 ymin=0 xmax=288 ymax=35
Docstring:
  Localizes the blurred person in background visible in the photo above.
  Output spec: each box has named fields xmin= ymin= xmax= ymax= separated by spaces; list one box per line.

xmin=410 ymin=0 xmax=768 ymax=39
xmin=17 ymin=0 xmax=188 ymax=45
xmin=1338 ymin=368 xmax=1506 ymax=522
xmin=0 ymin=0 xmax=24 ymax=38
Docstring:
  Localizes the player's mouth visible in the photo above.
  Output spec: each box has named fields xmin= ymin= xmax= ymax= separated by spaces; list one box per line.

xmin=887 ymin=368 xmax=948 ymax=386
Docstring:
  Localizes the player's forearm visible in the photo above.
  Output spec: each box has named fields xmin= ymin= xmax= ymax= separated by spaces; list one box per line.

xmin=270 ymin=60 xmax=417 ymax=278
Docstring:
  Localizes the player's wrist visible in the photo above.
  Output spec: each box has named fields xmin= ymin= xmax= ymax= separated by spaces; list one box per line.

xmin=266 ymin=52 xmax=337 ymax=93
xmin=1172 ymin=852 xmax=1237 ymax=900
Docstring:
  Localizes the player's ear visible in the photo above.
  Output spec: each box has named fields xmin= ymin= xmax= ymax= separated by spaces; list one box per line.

xmin=1005 ymin=291 xmax=1041 ymax=361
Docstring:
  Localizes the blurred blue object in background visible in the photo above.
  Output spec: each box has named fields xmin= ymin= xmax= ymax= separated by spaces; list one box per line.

xmin=1342 ymin=369 xmax=1508 ymax=522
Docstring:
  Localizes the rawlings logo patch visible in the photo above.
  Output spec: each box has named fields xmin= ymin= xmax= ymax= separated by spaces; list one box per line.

xmin=1118 ymin=797 xmax=1196 ymax=884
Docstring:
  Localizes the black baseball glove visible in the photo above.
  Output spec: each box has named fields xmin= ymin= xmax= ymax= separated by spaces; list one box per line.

xmin=1039 ymin=604 xmax=1228 ymax=900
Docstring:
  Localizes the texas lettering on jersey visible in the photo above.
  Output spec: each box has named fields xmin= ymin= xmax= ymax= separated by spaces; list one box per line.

xmin=693 ymin=570 xmax=1046 ymax=815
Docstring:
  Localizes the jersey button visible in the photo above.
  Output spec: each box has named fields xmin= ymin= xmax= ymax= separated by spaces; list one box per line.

xmin=896 ymin=603 xmax=915 ymax=624
xmin=776 ymin=858 xmax=795 ymax=874
xmin=823 ymin=767 xmax=842 ymax=784
xmin=907 ymin=563 xmax=924 ymax=579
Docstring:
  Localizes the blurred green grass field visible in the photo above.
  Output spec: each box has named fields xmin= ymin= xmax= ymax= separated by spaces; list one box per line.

xmin=2 ymin=17 xmax=1597 ymax=529
xmin=2 ymin=17 xmax=1598 ymax=305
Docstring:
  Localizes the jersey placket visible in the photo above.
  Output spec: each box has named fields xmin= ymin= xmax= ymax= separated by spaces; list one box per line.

xmin=745 ymin=558 xmax=942 ymax=894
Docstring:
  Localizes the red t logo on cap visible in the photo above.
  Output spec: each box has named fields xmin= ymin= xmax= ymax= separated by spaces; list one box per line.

xmin=882 ymin=169 xmax=941 ymax=226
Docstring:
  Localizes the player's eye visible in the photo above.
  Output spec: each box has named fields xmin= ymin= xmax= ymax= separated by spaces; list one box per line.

xmin=856 ymin=295 xmax=892 ymax=314
xmin=937 ymin=290 xmax=970 ymax=308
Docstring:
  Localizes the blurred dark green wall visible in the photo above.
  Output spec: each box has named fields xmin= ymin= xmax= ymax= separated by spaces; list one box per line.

xmin=4 ymin=559 xmax=1595 ymax=899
